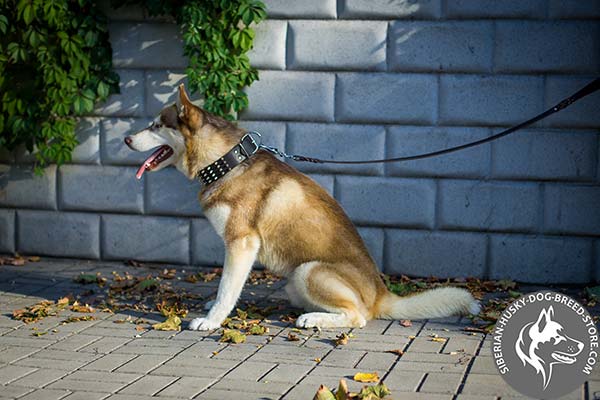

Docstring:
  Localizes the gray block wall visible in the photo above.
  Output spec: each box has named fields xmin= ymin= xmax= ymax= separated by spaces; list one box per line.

xmin=1 ymin=0 xmax=599 ymax=283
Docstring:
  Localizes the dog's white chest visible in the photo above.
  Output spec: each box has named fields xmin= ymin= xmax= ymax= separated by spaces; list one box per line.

xmin=204 ymin=204 xmax=231 ymax=238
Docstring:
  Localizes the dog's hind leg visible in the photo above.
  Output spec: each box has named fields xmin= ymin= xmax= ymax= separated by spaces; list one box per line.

xmin=287 ymin=261 xmax=369 ymax=329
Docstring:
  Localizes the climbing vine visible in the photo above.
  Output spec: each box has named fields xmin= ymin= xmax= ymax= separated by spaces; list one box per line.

xmin=0 ymin=0 xmax=119 ymax=173
xmin=1 ymin=0 xmax=265 ymax=173
xmin=116 ymin=0 xmax=266 ymax=118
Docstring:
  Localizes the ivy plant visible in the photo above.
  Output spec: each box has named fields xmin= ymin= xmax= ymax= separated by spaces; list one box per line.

xmin=116 ymin=0 xmax=266 ymax=118
xmin=0 ymin=0 xmax=120 ymax=173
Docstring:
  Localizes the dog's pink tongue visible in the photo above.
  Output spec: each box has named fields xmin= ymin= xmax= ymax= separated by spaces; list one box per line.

xmin=135 ymin=146 xmax=164 ymax=179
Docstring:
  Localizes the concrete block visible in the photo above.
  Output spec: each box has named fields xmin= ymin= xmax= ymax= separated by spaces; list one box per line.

xmin=101 ymin=117 xmax=153 ymax=165
xmin=288 ymin=21 xmax=386 ymax=71
xmin=339 ymin=0 xmax=441 ymax=19
xmin=263 ymin=0 xmax=336 ymax=18
xmin=146 ymin=167 xmax=202 ymax=216
xmin=337 ymin=73 xmax=437 ymax=124
xmin=286 ymin=123 xmax=385 ymax=176
xmin=102 ymin=214 xmax=189 ymax=263
xmin=306 ymin=174 xmax=334 ymax=195
xmin=357 ymin=227 xmax=384 ymax=270
xmin=548 ymin=0 xmax=600 ymax=18
xmin=71 ymin=118 xmax=100 ymax=164
xmin=191 ymin=218 xmax=225 ymax=266
xmin=97 ymin=0 xmax=144 ymax=20
xmin=445 ymin=0 xmax=546 ymax=18
xmin=384 ymin=229 xmax=487 ymax=278
xmin=94 ymin=69 xmax=145 ymax=117
xmin=495 ymin=21 xmax=600 ymax=73
xmin=248 ymin=20 xmax=287 ymax=70
xmin=439 ymin=180 xmax=540 ymax=233
xmin=0 ymin=164 xmax=56 ymax=209
xmin=335 ymin=176 xmax=436 ymax=228
xmin=439 ymin=75 xmax=543 ymax=126
xmin=543 ymin=77 xmax=600 ymax=128
xmin=389 ymin=21 xmax=493 ymax=73
xmin=544 ymin=184 xmax=600 ymax=235
xmin=109 ymin=22 xmax=186 ymax=69
xmin=59 ymin=165 xmax=144 ymax=213
xmin=237 ymin=120 xmax=286 ymax=153
xmin=242 ymin=71 xmax=335 ymax=122
xmin=490 ymin=235 xmax=592 ymax=284
xmin=17 ymin=210 xmax=100 ymax=259
xmin=491 ymin=129 xmax=598 ymax=181
xmin=0 ymin=209 xmax=15 ymax=253
xmin=145 ymin=70 xmax=189 ymax=117
xmin=386 ymin=126 xmax=491 ymax=178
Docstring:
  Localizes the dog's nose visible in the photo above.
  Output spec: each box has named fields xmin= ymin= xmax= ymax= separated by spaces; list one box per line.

xmin=124 ymin=136 xmax=132 ymax=146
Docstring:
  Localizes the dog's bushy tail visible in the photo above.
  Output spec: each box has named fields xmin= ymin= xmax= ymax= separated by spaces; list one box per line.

xmin=376 ymin=287 xmax=480 ymax=320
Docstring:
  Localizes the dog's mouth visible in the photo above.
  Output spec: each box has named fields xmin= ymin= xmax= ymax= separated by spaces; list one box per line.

xmin=552 ymin=351 xmax=577 ymax=364
xmin=135 ymin=145 xmax=174 ymax=179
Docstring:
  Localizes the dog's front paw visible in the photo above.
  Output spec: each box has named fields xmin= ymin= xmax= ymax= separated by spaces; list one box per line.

xmin=296 ymin=313 xmax=321 ymax=329
xmin=189 ymin=317 xmax=221 ymax=331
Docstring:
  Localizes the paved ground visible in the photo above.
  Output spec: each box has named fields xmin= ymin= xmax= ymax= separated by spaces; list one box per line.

xmin=0 ymin=259 xmax=598 ymax=400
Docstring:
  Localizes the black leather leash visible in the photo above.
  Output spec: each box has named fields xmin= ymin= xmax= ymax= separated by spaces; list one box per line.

xmin=197 ymin=78 xmax=599 ymax=185
xmin=257 ymin=78 xmax=600 ymax=165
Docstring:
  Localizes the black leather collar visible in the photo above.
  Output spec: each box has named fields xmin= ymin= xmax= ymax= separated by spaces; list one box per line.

xmin=196 ymin=133 xmax=260 ymax=186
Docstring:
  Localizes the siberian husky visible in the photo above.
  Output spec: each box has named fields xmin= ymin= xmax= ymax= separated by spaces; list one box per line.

xmin=124 ymin=84 xmax=480 ymax=330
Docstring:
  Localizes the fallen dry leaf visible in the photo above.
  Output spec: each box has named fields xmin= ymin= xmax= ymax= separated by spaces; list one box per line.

xmin=62 ymin=315 xmax=96 ymax=323
xmin=430 ymin=337 xmax=447 ymax=343
xmin=353 ymin=372 xmax=379 ymax=383
xmin=335 ymin=333 xmax=349 ymax=346
xmin=399 ymin=320 xmax=412 ymax=327
xmin=13 ymin=297 xmax=70 ymax=323
xmin=160 ymin=268 xmax=177 ymax=279
xmin=386 ymin=349 xmax=404 ymax=356
xmin=358 ymin=382 xmax=391 ymax=399
xmin=248 ymin=324 xmax=268 ymax=335
xmin=152 ymin=314 xmax=181 ymax=331
xmin=220 ymin=329 xmax=246 ymax=344
xmin=336 ymin=379 xmax=349 ymax=400
xmin=313 ymin=384 xmax=336 ymax=400
xmin=70 ymin=302 xmax=95 ymax=313
xmin=314 ymin=358 xmax=322 ymax=363
xmin=287 ymin=332 xmax=300 ymax=341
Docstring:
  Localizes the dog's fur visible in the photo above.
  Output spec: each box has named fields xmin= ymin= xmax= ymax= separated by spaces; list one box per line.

xmin=125 ymin=84 xmax=480 ymax=330
xmin=515 ymin=306 xmax=583 ymax=389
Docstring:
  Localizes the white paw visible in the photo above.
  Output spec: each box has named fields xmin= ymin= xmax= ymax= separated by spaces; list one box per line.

xmin=189 ymin=317 xmax=221 ymax=331
xmin=203 ymin=300 xmax=216 ymax=311
xmin=296 ymin=314 xmax=321 ymax=329
xmin=469 ymin=301 xmax=481 ymax=316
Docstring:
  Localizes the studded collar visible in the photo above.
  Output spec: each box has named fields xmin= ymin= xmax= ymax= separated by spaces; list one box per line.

xmin=196 ymin=133 xmax=260 ymax=186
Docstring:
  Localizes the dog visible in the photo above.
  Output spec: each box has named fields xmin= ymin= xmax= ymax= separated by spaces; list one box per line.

xmin=515 ymin=305 xmax=584 ymax=389
xmin=124 ymin=84 xmax=480 ymax=330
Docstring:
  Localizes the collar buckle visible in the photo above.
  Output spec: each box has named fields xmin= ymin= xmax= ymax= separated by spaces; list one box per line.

xmin=239 ymin=132 xmax=261 ymax=158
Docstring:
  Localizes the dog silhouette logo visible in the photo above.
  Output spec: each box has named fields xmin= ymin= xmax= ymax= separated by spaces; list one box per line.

xmin=515 ymin=306 xmax=584 ymax=389
xmin=491 ymin=291 xmax=598 ymax=399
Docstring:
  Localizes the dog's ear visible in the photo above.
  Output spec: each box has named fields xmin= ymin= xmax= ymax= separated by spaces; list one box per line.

xmin=178 ymin=84 xmax=203 ymax=131
xmin=535 ymin=307 xmax=552 ymax=333
xmin=160 ymin=104 xmax=179 ymax=128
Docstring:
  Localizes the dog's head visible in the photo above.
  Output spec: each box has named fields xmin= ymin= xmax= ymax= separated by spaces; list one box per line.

xmin=124 ymin=84 xmax=243 ymax=179
xmin=515 ymin=306 xmax=584 ymax=389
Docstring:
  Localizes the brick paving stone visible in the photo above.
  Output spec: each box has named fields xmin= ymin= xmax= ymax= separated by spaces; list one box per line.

xmin=114 ymin=354 xmax=172 ymax=374
xmin=355 ymin=352 xmax=397 ymax=371
xmin=468 ymin=356 xmax=497 ymax=374
xmin=0 ymin=386 xmax=33 ymax=399
xmin=382 ymin=393 xmax=452 ymax=400
xmin=226 ymin=361 xmax=275 ymax=381
xmin=210 ymin=379 xmax=294 ymax=395
xmin=46 ymin=378 xmax=119 ymax=393
xmin=61 ymin=393 xmax=109 ymax=400
xmin=14 ymin=357 xmax=91 ymax=371
xmin=406 ymin=337 xmax=445 ymax=353
xmin=48 ymin=334 xmax=102 ymax=351
xmin=118 ymin=375 xmax=179 ymax=396
xmin=155 ymin=377 xmax=215 ymax=398
xmin=64 ymin=370 xmax=142 ymax=384
xmin=82 ymin=354 xmax=138 ymax=372
xmin=16 ymin=388 xmax=70 ymax=400
xmin=384 ymin=320 xmax=426 ymax=336
xmin=260 ymin=364 xmax=313 ymax=384
xmin=0 ymin=347 xmax=39 ymax=364
xmin=319 ymin=350 xmax=366 ymax=367
xmin=30 ymin=349 xmax=99 ymax=363
xmin=392 ymin=360 xmax=469 ymax=374
xmin=419 ymin=372 xmax=464 ymax=394
xmin=9 ymin=368 xmax=69 ymax=388
xmin=401 ymin=352 xmax=472 ymax=364
xmin=197 ymin=388 xmax=277 ymax=400
xmin=442 ymin=337 xmax=481 ymax=355
xmin=150 ymin=365 xmax=229 ymax=379
xmin=460 ymin=373 xmax=524 ymax=397
xmin=281 ymin=383 xmax=320 ymax=400
xmin=382 ymin=370 xmax=424 ymax=392
xmin=0 ymin=365 xmax=37 ymax=385
xmin=79 ymin=337 xmax=132 ymax=353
